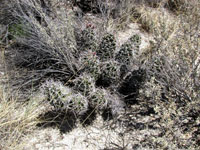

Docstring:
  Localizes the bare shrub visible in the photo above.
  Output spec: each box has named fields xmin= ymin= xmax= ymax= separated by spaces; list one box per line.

xmin=137 ymin=3 xmax=200 ymax=148
xmin=1 ymin=0 xmax=78 ymax=94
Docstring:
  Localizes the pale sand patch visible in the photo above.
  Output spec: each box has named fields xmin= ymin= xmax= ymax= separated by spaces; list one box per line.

xmin=23 ymin=115 xmax=133 ymax=150
xmin=114 ymin=23 xmax=153 ymax=53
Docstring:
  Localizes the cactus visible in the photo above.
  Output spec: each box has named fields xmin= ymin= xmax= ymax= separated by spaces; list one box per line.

xmin=97 ymin=33 xmax=116 ymax=61
xmin=101 ymin=61 xmax=119 ymax=81
xmin=115 ymin=34 xmax=141 ymax=65
xmin=42 ymin=80 xmax=73 ymax=111
xmin=42 ymin=80 xmax=88 ymax=114
xmin=64 ymin=93 xmax=88 ymax=115
xmin=89 ymin=88 xmax=109 ymax=109
xmin=115 ymin=43 xmax=133 ymax=65
xmin=73 ymin=73 xmax=95 ymax=96
xmin=80 ymin=51 xmax=100 ymax=79
xmin=129 ymin=34 xmax=142 ymax=47
xmin=96 ymin=61 xmax=119 ymax=87
xmin=129 ymin=34 xmax=142 ymax=55
xmin=81 ymin=27 xmax=97 ymax=51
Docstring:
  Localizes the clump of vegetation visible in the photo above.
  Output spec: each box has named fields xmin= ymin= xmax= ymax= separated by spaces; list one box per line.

xmin=0 ymin=86 xmax=42 ymax=150
xmin=80 ymin=26 xmax=97 ymax=52
xmin=0 ymin=0 xmax=199 ymax=149
xmin=96 ymin=61 xmax=120 ymax=87
xmin=89 ymin=88 xmax=109 ymax=110
xmin=80 ymin=51 xmax=100 ymax=79
xmin=97 ymin=33 xmax=116 ymax=61
xmin=0 ymin=0 xmax=78 ymax=94
xmin=42 ymin=80 xmax=73 ymax=110
xmin=42 ymin=80 xmax=88 ymax=115
xmin=115 ymin=34 xmax=142 ymax=65
xmin=73 ymin=73 xmax=95 ymax=96
xmin=8 ymin=23 xmax=27 ymax=39
xmin=115 ymin=43 xmax=133 ymax=65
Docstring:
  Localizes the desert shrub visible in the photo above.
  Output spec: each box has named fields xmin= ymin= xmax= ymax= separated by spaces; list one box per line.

xmin=145 ymin=48 xmax=199 ymax=106
xmin=139 ymin=3 xmax=199 ymax=147
xmin=140 ymin=56 xmax=200 ymax=149
xmin=1 ymin=0 xmax=78 ymax=93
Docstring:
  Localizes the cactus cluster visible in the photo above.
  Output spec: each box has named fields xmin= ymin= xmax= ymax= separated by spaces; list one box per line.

xmin=42 ymin=80 xmax=72 ymax=110
xmin=42 ymin=80 xmax=88 ymax=114
xmin=65 ymin=93 xmax=88 ymax=115
xmin=97 ymin=34 xmax=116 ymax=61
xmin=43 ymin=33 xmax=142 ymax=115
xmin=115 ymin=34 xmax=141 ymax=65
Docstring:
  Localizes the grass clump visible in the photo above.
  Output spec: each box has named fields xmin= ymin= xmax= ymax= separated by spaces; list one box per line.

xmin=1 ymin=0 xmax=78 ymax=93
xmin=0 ymin=86 xmax=42 ymax=150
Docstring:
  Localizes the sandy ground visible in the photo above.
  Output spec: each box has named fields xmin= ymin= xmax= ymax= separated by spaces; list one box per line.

xmin=23 ymin=115 xmax=131 ymax=150
xmin=23 ymin=113 xmax=161 ymax=150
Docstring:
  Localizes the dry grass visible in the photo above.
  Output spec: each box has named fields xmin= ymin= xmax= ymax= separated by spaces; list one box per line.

xmin=0 ymin=0 xmax=79 ymax=95
xmin=110 ymin=0 xmax=200 ymax=149
xmin=0 ymin=86 xmax=43 ymax=150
